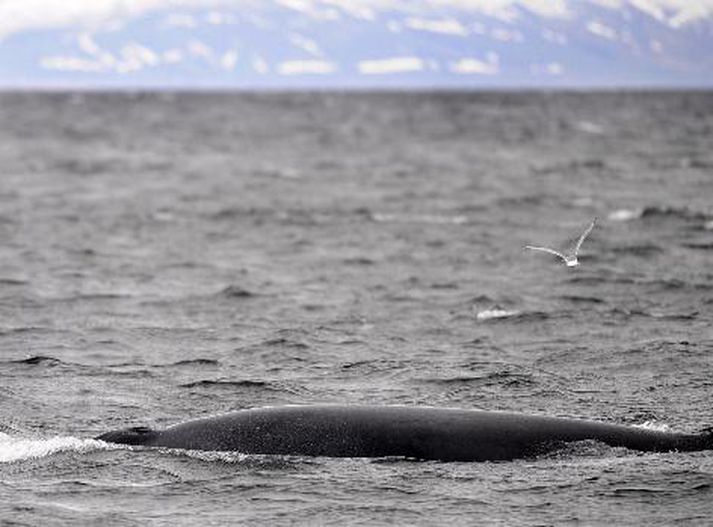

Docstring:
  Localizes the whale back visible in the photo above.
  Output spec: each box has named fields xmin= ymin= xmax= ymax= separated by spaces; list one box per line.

xmin=96 ymin=426 xmax=160 ymax=446
xmin=96 ymin=405 xmax=712 ymax=462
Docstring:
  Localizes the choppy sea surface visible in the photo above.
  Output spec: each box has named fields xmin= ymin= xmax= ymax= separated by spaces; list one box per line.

xmin=0 ymin=91 xmax=712 ymax=525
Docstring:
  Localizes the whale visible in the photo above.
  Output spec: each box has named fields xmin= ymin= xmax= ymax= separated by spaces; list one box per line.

xmin=96 ymin=405 xmax=713 ymax=462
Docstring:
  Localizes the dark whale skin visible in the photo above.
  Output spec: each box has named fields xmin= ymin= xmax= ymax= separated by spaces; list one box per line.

xmin=96 ymin=405 xmax=713 ymax=462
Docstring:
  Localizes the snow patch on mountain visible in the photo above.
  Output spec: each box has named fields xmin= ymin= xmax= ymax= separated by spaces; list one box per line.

xmin=2 ymin=0 xmax=713 ymax=87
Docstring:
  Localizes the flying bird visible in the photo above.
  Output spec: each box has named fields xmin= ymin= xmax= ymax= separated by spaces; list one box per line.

xmin=525 ymin=218 xmax=596 ymax=267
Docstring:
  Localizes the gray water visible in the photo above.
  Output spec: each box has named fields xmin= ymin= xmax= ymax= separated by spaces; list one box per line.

xmin=0 ymin=91 xmax=712 ymax=525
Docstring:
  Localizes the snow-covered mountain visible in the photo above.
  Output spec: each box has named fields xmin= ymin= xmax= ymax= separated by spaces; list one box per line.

xmin=1 ymin=0 xmax=712 ymax=88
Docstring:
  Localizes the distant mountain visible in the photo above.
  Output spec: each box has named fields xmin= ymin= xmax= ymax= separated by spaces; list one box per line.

xmin=1 ymin=0 xmax=712 ymax=88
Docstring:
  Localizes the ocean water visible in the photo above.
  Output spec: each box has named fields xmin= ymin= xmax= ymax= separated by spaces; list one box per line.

xmin=0 ymin=91 xmax=712 ymax=525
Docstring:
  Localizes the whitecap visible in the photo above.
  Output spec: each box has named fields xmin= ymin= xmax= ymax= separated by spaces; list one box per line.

xmin=0 ymin=432 xmax=108 ymax=463
xmin=371 ymin=213 xmax=468 ymax=225
xmin=576 ymin=121 xmax=606 ymax=135
xmin=632 ymin=421 xmax=672 ymax=433
xmin=476 ymin=308 xmax=519 ymax=321
xmin=608 ymin=208 xmax=641 ymax=222
xmin=168 ymin=448 xmax=251 ymax=463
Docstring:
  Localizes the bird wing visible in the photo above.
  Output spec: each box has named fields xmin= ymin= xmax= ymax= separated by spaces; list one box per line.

xmin=524 ymin=245 xmax=567 ymax=261
xmin=573 ymin=217 xmax=596 ymax=255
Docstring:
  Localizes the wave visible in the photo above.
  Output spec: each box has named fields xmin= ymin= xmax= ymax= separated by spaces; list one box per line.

xmin=647 ymin=310 xmax=699 ymax=321
xmin=608 ymin=206 xmax=711 ymax=223
xmin=342 ymin=257 xmax=376 ymax=266
xmin=559 ymin=295 xmax=605 ymax=304
xmin=0 ymin=326 xmax=60 ymax=336
xmin=341 ymin=360 xmax=372 ymax=370
xmin=218 ymin=285 xmax=255 ymax=299
xmin=640 ymin=206 xmax=710 ymax=221
xmin=172 ymin=448 xmax=312 ymax=468
xmin=610 ymin=243 xmax=664 ymax=256
xmin=476 ymin=309 xmax=549 ymax=322
xmin=495 ymin=194 xmax=549 ymax=207
xmin=207 ymin=206 xmax=271 ymax=221
xmin=263 ymin=338 xmax=310 ymax=350
xmin=0 ymin=432 xmax=107 ymax=463
xmin=537 ymin=439 xmax=622 ymax=460
xmin=209 ymin=206 xmax=326 ymax=226
xmin=683 ymin=242 xmax=713 ymax=251
xmin=649 ymin=278 xmax=711 ymax=291
xmin=419 ymin=375 xmax=486 ymax=385
xmin=606 ymin=308 xmax=698 ymax=321
xmin=73 ymin=292 xmax=134 ymax=300
xmin=421 ymin=371 xmax=535 ymax=387
xmin=531 ymin=159 xmax=610 ymax=178
xmin=567 ymin=274 xmax=630 ymax=286
xmin=468 ymin=294 xmax=499 ymax=304
xmin=171 ymin=358 xmax=220 ymax=367
xmin=251 ymin=166 xmax=301 ymax=180
xmin=0 ymin=277 xmax=28 ymax=285
xmin=169 ymin=449 xmax=252 ymax=463
xmin=369 ymin=212 xmax=468 ymax=225
xmin=179 ymin=379 xmax=270 ymax=389
xmin=10 ymin=355 xmax=63 ymax=366
xmin=567 ymin=274 xmax=711 ymax=291
xmin=476 ymin=308 xmax=519 ymax=321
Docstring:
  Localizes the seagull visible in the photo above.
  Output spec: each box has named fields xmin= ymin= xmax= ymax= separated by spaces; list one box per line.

xmin=525 ymin=218 xmax=597 ymax=267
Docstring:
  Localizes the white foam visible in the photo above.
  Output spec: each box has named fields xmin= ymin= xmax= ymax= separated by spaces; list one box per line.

xmin=0 ymin=432 xmax=108 ymax=463
xmin=476 ymin=308 xmax=519 ymax=321
xmin=632 ymin=421 xmax=672 ymax=432
xmin=608 ymin=208 xmax=641 ymax=221
xmin=576 ymin=120 xmax=606 ymax=134
xmin=372 ymin=213 xmax=468 ymax=224
xmin=173 ymin=448 xmax=251 ymax=463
